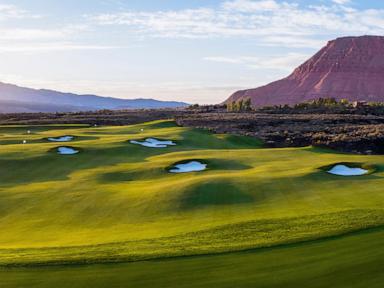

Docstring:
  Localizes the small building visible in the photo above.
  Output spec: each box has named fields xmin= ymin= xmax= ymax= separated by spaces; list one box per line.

xmin=352 ymin=101 xmax=368 ymax=108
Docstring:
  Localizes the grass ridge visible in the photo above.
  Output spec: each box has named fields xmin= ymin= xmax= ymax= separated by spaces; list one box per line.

xmin=0 ymin=209 xmax=383 ymax=267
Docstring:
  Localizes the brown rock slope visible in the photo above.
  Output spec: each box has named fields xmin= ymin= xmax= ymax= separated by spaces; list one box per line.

xmin=176 ymin=113 xmax=384 ymax=154
xmin=226 ymin=36 xmax=384 ymax=107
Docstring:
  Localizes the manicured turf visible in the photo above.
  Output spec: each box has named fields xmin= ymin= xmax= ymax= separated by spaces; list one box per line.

xmin=0 ymin=120 xmax=383 ymax=286
xmin=1 ymin=227 xmax=384 ymax=288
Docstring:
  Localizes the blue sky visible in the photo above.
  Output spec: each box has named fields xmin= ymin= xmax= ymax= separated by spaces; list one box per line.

xmin=0 ymin=0 xmax=383 ymax=104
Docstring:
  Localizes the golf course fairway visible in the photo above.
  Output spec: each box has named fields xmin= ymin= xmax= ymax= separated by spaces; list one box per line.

xmin=0 ymin=120 xmax=383 ymax=287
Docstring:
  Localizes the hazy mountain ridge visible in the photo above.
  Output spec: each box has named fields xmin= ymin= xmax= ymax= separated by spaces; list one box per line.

xmin=0 ymin=82 xmax=188 ymax=113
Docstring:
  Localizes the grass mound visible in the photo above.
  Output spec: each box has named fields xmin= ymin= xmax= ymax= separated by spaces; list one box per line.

xmin=179 ymin=180 xmax=254 ymax=209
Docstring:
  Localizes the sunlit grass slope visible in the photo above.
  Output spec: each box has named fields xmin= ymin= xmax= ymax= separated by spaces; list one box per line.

xmin=2 ymin=227 xmax=384 ymax=288
xmin=0 ymin=120 xmax=383 ymax=266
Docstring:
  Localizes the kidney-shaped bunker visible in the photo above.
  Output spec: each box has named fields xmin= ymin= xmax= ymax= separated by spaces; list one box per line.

xmin=48 ymin=136 xmax=74 ymax=142
xmin=130 ymin=138 xmax=176 ymax=148
xmin=57 ymin=146 xmax=79 ymax=155
xmin=327 ymin=164 xmax=368 ymax=176
xmin=169 ymin=161 xmax=207 ymax=173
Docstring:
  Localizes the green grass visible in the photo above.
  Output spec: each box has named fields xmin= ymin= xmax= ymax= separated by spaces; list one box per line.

xmin=1 ymin=227 xmax=384 ymax=288
xmin=0 ymin=120 xmax=383 ymax=286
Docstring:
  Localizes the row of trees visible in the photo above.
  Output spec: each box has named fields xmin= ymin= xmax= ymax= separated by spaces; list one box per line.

xmin=294 ymin=97 xmax=349 ymax=109
xmin=294 ymin=98 xmax=384 ymax=109
xmin=189 ymin=98 xmax=384 ymax=114
xmin=226 ymin=98 xmax=252 ymax=112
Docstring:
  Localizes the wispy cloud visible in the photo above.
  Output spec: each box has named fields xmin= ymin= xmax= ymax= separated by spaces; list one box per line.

xmin=3 ymin=1 xmax=383 ymax=51
xmin=0 ymin=43 xmax=119 ymax=53
xmin=0 ymin=5 xmax=113 ymax=53
xmin=204 ymin=53 xmax=310 ymax=71
xmin=332 ymin=0 xmax=351 ymax=5
xmin=221 ymin=0 xmax=282 ymax=12
xmin=87 ymin=0 xmax=384 ymax=47
xmin=0 ymin=4 xmax=40 ymax=20
xmin=0 ymin=28 xmax=69 ymax=41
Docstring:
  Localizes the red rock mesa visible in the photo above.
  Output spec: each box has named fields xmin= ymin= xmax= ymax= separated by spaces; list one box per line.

xmin=226 ymin=36 xmax=384 ymax=107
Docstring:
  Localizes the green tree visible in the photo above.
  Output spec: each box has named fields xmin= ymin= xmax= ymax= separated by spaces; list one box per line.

xmin=231 ymin=101 xmax=237 ymax=112
xmin=340 ymin=99 xmax=350 ymax=106
xmin=237 ymin=100 xmax=244 ymax=112
xmin=226 ymin=102 xmax=233 ymax=112
xmin=243 ymin=98 xmax=252 ymax=111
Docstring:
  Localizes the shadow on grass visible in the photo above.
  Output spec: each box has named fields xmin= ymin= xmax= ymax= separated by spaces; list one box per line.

xmin=99 ymin=168 xmax=161 ymax=183
xmin=0 ymin=136 xmax=99 ymax=146
xmin=0 ymin=128 xmax=260 ymax=187
xmin=0 ymin=125 xmax=90 ymax=134
xmin=99 ymin=158 xmax=252 ymax=184
xmin=145 ymin=120 xmax=178 ymax=129
xmin=177 ymin=129 xmax=263 ymax=150
xmin=0 ymin=139 xmax=45 ymax=145
xmin=43 ymin=135 xmax=99 ymax=143
xmin=178 ymin=180 xmax=255 ymax=210
xmin=0 ymin=144 xmax=178 ymax=186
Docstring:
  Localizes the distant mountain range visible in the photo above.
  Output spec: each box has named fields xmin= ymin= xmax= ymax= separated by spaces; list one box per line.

xmin=0 ymin=82 xmax=188 ymax=113
xmin=226 ymin=35 xmax=384 ymax=107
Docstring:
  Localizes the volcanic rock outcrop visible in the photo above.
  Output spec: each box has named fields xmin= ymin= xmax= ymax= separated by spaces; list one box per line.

xmin=226 ymin=36 xmax=384 ymax=107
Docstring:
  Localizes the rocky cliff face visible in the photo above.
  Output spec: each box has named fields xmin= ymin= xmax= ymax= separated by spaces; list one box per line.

xmin=226 ymin=36 xmax=384 ymax=107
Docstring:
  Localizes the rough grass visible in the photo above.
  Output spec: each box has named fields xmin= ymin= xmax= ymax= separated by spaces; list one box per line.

xmin=0 ymin=120 xmax=383 ymax=281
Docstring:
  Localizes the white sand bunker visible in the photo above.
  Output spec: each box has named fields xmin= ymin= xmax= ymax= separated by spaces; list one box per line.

xmin=57 ymin=147 xmax=79 ymax=155
xmin=48 ymin=136 xmax=74 ymax=142
xmin=130 ymin=138 xmax=176 ymax=148
xmin=327 ymin=164 xmax=368 ymax=176
xmin=170 ymin=161 xmax=207 ymax=173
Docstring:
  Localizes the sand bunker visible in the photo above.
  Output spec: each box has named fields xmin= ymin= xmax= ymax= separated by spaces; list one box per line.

xmin=57 ymin=147 xmax=79 ymax=155
xmin=169 ymin=161 xmax=207 ymax=173
xmin=48 ymin=136 xmax=74 ymax=142
xmin=327 ymin=164 xmax=368 ymax=176
xmin=130 ymin=138 xmax=176 ymax=148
